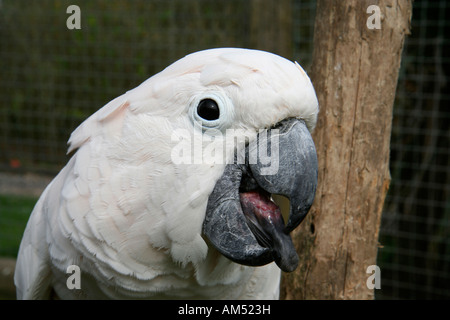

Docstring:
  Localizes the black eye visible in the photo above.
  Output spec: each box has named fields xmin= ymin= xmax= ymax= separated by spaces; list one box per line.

xmin=197 ymin=99 xmax=220 ymax=121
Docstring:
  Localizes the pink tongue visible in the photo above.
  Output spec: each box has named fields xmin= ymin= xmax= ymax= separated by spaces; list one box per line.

xmin=239 ymin=191 xmax=285 ymax=240
xmin=239 ymin=190 xmax=299 ymax=272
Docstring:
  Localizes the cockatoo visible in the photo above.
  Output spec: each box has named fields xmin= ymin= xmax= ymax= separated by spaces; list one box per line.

xmin=14 ymin=48 xmax=318 ymax=299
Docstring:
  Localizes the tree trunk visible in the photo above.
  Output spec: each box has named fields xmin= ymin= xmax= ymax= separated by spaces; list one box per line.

xmin=281 ymin=0 xmax=412 ymax=299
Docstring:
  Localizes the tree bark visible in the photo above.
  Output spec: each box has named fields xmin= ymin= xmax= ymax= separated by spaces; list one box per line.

xmin=281 ymin=0 xmax=412 ymax=299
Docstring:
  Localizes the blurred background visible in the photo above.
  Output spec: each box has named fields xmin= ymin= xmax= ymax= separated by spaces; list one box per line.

xmin=0 ymin=0 xmax=448 ymax=299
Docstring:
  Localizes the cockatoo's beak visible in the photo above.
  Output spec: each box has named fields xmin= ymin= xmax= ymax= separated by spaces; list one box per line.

xmin=203 ymin=118 xmax=318 ymax=272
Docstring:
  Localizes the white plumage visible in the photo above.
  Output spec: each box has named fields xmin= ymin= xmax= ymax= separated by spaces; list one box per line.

xmin=14 ymin=48 xmax=318 ymax=299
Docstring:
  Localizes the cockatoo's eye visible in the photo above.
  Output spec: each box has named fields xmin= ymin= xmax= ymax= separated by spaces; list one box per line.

xmin=189 ymin=92 xmax=234 ymax=132
xmin=197 ymin=99 xmax=220 ymax=121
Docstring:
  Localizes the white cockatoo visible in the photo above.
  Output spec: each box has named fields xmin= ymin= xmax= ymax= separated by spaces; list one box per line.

xmin=14 ymin=48 xmax=319 ymax=299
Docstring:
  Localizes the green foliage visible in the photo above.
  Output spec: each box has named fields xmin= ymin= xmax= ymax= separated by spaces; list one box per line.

xmin=0 ymin=195 xmax=37 ymax=257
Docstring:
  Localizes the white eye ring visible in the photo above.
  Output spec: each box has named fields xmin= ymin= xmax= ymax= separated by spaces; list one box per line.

xmin=189 ymin=92 xmax=234 ymax=132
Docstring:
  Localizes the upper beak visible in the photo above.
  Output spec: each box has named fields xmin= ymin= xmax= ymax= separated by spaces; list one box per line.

xmin=249 ymin=118 xmax=318 ymax=233
xmin=203 ymin=118 xmax=318 ymax=272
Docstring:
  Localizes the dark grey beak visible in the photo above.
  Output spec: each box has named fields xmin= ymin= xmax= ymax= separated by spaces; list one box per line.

xmin=203 ymin=118 xmax=318 ymax=272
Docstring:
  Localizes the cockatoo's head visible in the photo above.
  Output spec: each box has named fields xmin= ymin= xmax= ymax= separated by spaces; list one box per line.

xmin=160 ymin=48 xmax=319 ymax=273
xmin=72 ymin=48 xmax=318 ymax=274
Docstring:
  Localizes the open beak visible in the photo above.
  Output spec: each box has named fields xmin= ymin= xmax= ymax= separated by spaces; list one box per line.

xmin=203 ymin=118 xmax=318 ymax=272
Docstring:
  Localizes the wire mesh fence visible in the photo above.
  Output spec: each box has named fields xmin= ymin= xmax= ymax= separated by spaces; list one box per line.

xmin=0 ymin=0 xmax=448 ymax=299
xmin=376 ymin=1 xmax=450 ymax=299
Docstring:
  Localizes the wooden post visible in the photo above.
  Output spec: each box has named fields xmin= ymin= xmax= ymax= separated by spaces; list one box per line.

xmin=281 ymin=0 xmax=412 ymax=299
